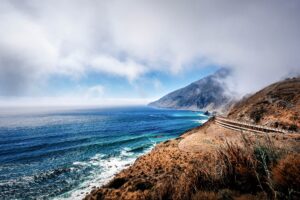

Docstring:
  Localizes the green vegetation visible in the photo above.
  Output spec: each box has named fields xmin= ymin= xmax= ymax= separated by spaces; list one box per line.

xmin=288 ymin=124 xmax=298 ymax=132
xmin=250 ymin=107 xmax=267 ymax=123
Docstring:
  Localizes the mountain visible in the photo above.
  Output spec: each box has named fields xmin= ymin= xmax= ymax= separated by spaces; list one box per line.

xmin=149 ymin=68 xmax=234 ymax=113
xmin=227 ymin=77 xmax=300 ymax=131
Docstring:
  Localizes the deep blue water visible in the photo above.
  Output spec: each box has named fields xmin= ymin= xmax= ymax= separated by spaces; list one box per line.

xmin=0 ymin=106 xmax=209 ymax=199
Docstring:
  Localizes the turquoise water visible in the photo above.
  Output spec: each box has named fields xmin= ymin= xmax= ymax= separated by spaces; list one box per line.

xmin=0 ymin=106 xmax=209 ymax=199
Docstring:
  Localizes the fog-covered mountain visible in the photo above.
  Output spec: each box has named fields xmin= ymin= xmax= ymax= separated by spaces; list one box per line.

xmin=149 ymin=69 xmax=234 ymax=112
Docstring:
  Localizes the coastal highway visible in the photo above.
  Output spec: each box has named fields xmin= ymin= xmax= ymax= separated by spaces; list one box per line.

xmin=215 ymin=116 xmax=290 ymax=134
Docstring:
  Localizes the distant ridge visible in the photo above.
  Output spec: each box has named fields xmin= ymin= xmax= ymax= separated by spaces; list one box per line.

xmin=149 ymin=68 xmax=234 ymax=113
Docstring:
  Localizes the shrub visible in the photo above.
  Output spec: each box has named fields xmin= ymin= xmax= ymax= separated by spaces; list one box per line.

xmin=218 ymin=135 xmax=285 ymax=198
xmin=288 ymin=124 xmax=298 ymax=132
xmin=105 ymin=178 xmax=127 ymax=189
xmin=272 ymin=154 xmax=300 ymax=194
xmin=250 ymin=107 xmax=267 ymax=123
xmin=134 ymin=181 xmax=153 ymax=191
xmin=218 ymin=142 xmax=261 ymax=193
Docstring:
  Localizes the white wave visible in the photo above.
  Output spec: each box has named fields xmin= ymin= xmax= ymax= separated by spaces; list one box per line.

xmin=192 ymin=119 xmax=208 ymax=124
xmin=54 ymin=146 xmax=155 ymax=200
xmin=72 ymin=161 xmax=88 ymax=166
xmin=196 ymin=113 xmax=208 ymax=117
xmin=120 ymin=149 xmax=134 ymax=157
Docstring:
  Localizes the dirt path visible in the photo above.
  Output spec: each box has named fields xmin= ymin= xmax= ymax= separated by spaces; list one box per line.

xmin=178 ymin=120 xmax=244 ymax=153
xmin=178 ymin=119 xmax=300 ymax=153
xmin=215 ymin=116 xmax=290 ymax=134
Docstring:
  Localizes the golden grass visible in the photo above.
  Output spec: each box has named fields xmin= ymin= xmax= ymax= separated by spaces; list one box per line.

xmin=85 ymin=124 xmax=300 ymax=200
xmin=155 ymin=135 xmax=298 ymax=200
xmin=272 ymin=153 xmax=300 ymax=194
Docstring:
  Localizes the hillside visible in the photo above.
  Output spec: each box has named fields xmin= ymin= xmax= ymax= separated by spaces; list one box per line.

xmin=149 ymin=68 xmax=234 ymax=113
xmin=85 ymin=77 xmax=300 ymax=200
xmin=227 ymin=77 xmax=300 ymax=132
xmin=85 ymin=120 xmax=300 ymax=200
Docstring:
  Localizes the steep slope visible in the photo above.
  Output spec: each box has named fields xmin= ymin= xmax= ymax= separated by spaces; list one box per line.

xmin=228 ymin=77 xmax=300 ymax=131
xmin=149 ymin=68 xmax=234 ymax=112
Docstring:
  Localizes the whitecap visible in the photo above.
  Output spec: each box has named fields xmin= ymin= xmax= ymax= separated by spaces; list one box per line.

xmin=120 ymin=149 xmax=134 ymax=157
xmin=192 ymin=119 xmax=208 ymax=124
xmin=196 ymin=113 xmax=208 ymax=117
xmin=54 ymin=147 xmax=154 ymax=200
xmin=72 ymin=161 xmax=88 ymax=166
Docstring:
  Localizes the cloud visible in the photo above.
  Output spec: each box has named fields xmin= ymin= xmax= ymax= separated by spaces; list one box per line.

xmin=0 ymin=0 xmax=300 ymax=98
xmin=0 ymin=84 xmax=155 ymax=107
xmin=90 ymin=55 xmax=147 ymax=81
xmin=84 ymin=85 xmax=105 ymax=98
xmin=0 ymin=96 xmax=153 ymax=107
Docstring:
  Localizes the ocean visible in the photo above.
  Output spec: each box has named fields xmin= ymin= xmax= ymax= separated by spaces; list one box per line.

xmin=0 ymin=106 xmax=209 ymax=199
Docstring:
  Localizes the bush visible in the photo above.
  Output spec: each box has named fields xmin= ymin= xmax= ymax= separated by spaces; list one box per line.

xmin=218 ymin=142 xmax=261 ymax=193
xmin=288 ymin=124 xmax=298 ymax=132
xmin=250 ymin=107 xmax=267 ymax=123
xmin=105 ymin=178 xmax=127 ymax=189
xmin=218 ymin=136 xmax=286 ymax=199
xmin=272 ymin=154 xmax=300 ymax=194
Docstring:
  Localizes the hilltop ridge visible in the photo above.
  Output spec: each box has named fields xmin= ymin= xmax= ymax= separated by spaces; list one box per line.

xmin=228 ymin=77 xmax=300 ymax=132
xmin=149 ymin=68 xmax=234 ymax=113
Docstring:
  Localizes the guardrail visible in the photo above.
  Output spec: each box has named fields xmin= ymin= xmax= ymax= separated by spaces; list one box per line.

xmin=215 ymin=116 xmax=290 ymax=134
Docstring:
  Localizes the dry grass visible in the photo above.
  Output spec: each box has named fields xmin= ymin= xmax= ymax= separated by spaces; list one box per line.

xmin=228 ymin=77 xmax=300 ymax=130
xmin=85 ymin=125 xmax=300 ymax=200
xmin=272 ymin=153 xmax=300 ymax=198
xmin=149 ymin=134 xmax=299 ymax=200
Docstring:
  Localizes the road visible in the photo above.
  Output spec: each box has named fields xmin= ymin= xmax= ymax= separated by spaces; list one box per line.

xmin=215 ymin=116 xmax=289 ymax=134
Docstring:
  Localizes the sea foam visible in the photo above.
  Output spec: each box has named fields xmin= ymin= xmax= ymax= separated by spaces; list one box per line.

xmin=55 ymin=145 xmax=154 ymax=200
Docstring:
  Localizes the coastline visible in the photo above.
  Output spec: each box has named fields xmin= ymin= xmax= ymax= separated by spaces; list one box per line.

xmin=83 ymin=119 xmax=216 ymax=199
xmin=75 ymin=119 xmax=209 ymax=200
xmin=54 ymin=117 xmax=210 ymax=199
xmin=82 ymin=120 xmax=208 ymax=199
xmin=0 ymin=107 xmax=208 ymax=200
xmin=84 ymin=118 xmax=300 ymax=200
xmin=55 ymin=148 xmax=155 ymax=200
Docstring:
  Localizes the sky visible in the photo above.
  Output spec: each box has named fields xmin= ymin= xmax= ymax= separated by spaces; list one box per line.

xmin=0 ymin=0 xmax=300 ymax=106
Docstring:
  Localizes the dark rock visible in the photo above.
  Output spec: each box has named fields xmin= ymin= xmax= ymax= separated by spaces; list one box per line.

xmin=204 ymin=111 xmax=210 ymax=116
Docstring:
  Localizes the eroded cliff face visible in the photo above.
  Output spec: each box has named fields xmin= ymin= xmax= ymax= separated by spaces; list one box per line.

xmin=149 ymin=68 xmax=235 ymax=113
xmin=228 ymin=77 xmax=300 ymax=131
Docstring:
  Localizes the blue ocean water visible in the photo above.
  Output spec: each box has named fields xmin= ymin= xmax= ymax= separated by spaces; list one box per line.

xmin=0 ymin=106 xmax=209 ymax=199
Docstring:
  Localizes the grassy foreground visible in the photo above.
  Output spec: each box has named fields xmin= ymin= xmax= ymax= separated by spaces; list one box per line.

xmin=85 ymin=120 xmax=300 ymax=200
